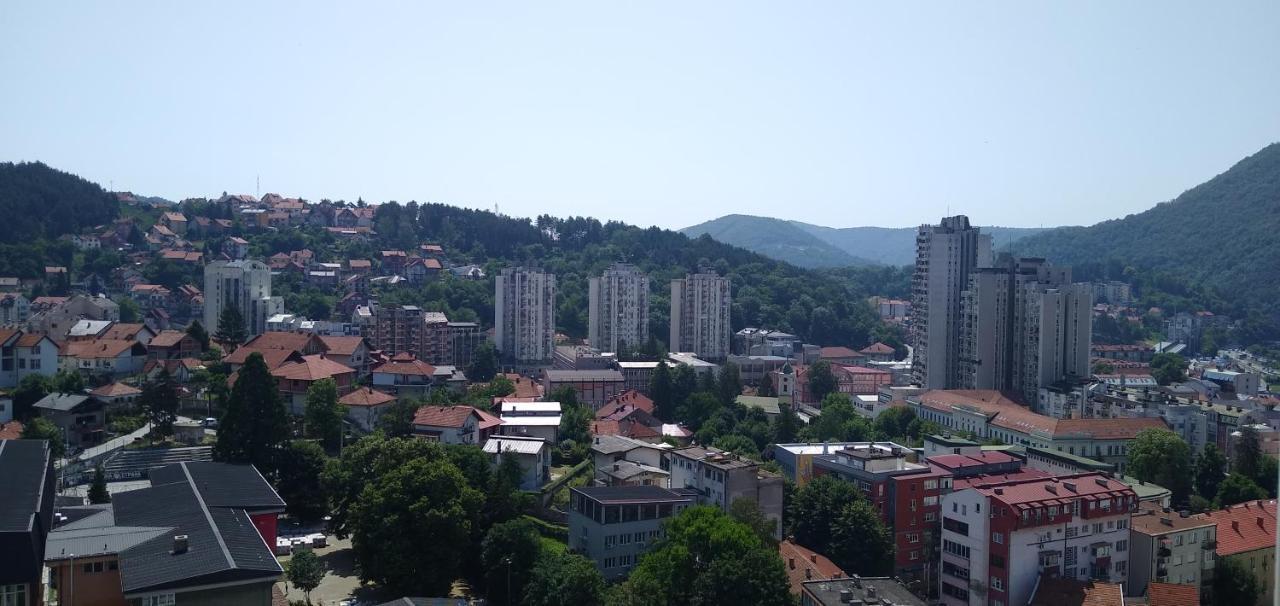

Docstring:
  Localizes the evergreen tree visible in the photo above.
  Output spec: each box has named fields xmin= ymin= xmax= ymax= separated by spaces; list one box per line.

xmin=755 ymin=373 xmax=776 ymax=397
xmin=303 ymin=378 xmax=344 ymax=451
xmin=276 ymin=440 xmax=329 ymax=523
xmin=807 ymin=361 xmax=838 ymax=402
xmin=467 ymin=342 xmax=500 ymax=382
xmin=140 ymin=369 xmax=179 ymax=437
xmin=771 ymin=402 xmax=799 ymax=444
xmin=1194 ymin=444 xmax=1227 ymax=500
xmin=215 ymin=352 xmax=289 ymax=474
xmin=828 ymin=499 xmax=894 ymax=576
xmin=214 ymin=301 xmax=248 ymax=346
xmin=1215 ymin=473 xmax=1268 ymax=507
xmin=1233 ymin=425 xmax=1263 ymax=481
xmin=716 ymin=362 xmax=742 ymax=406
xmin=649 ymin=360 xmax=675 ymax=421
xmin=88 ymin=464 xmax=110 ymax=504
xmin=186 ymin=319 xmax=210 ymax=350
xmin=12 ymin=374 xmax=53 ymax=420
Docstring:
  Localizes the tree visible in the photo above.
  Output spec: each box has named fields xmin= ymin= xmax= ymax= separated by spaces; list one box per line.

xmin=12 ymin=374 xmax=53 ymax=420
xmin=729 ymin=498 xmax=777 ymax=546
xmin=117 ymin=297 xmax=140 ymax=323
xmin=140 ymin=369 xmax=178 ymax=437
xmin=322 ymin=434 xmax=445 ymax=538
xmin=558 ymin=397 xmax=593 ymax=464
xmin=215 ymin=352 xmax=290 ymax=474
xmin=303 ymin=379 xmax=344 ymax=451
xmin=1126 ymin=428 xmax=1192 ymax=504
xmin=828 ymin=499 xmax=893 ymax=576
xmin=52 ymin=369 xmax=84 ymax=394
xmin=277 ymin=440 xmax=329 ymax=522
xmin=1215 ymin=472 xmax=1268 ymax=507
xmin=467 ymin=342 xmax=500 ymax=382
xmin=285 ymin=549 xmax=325 ymax=605
xmin=524 ymin=552 xmax=606 ymax=606
xmin=348 ymin=457 xmax=483 ymax=596
xmin=872 ymin=406 xmax=918 ymax=442
xmin=755 ymin=374 xmax=776 ymax=397
xmin=1194 ymin=444 xmax=1227 ymax=500
xmin=22 ymin=417 xmax=65 ymax=458
xmin=1212 ymin=556 xmax=1262 ymax=606
xmin=88 ymin=464 xmax=110 ymax=504
xmin=481 ymin=519 xmax=543 ymax=606
xmin=378 ymin=399 xmax=418 ymax=438
xmin=214 ymin=302 xmax=248 ymax=346
xmin=1150 ymin=353 xmax=1189 ymax=385
xmin=807 ymin=361 xmax=838 ymax=402
xmin=484 ymin=451 xmax=533 ymax=527
xmin=619 ymin=506 xmax=792 ymax=606
xmin=649 ymin=360 xmax=676 ymax=421
xmin=186 ymin=319 xmax=210 ymax=350
xmin=771 ymin=402 xmax=799 ymax=444
xmin=787 ymin=475 xmax=861 ymax=553
xmin=1256 ymin=455 xmax=1278 ymax=497
xmin=801 ymin=394 xmax=873 ymax=443
xmin=716 ymin=363 xmax=742 ymax=406
xmin=678 ymin=392 xmax=722 ymax=433
xmin=1233 ymin=425 xmax=1263 ymax=481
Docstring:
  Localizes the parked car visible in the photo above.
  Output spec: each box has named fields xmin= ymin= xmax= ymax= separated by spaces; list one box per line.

xmin=274 ymin=537 xmax=292 ymax=556
xmin=307 ymin=533 xmax=328 ymax=548
xmin=202 ymin=417 xmax=219 ymax=428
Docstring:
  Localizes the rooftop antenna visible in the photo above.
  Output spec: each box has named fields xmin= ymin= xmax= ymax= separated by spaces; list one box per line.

xmin=256 ymin=174 xmax=260 ymax=197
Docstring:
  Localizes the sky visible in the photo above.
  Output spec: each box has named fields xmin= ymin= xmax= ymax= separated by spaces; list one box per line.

xmin=2 ymin=2 xmax=1279 ymax=230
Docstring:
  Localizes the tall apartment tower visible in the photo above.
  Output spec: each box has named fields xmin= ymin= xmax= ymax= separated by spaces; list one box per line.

xmin=669 ymin=272 xmax=731 ymax=361
xmin=495 ymin=267 xmax=556 ymax=364
xmin=588 ymin=263 xmax=650 ymax=353
xmin=958 ymin=256 xmax=1093 ymax=404
xmin=204 ymin=260 xmax=283 ymax=338
xmin=374 ymin=304 xmax=425 ymax=356
xmin=911 ymin=216 xmax=992 ymax=389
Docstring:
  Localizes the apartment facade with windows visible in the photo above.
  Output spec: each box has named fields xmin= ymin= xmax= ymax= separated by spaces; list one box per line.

xmin=203 ymin=260 xmax=283 ymax=338
xmin=588 ymin=263 xmax=650 ymax=354
xmin=669 ymin=272 xmax=731 ymax=361
xmin=911 ymin=216 xmax=992 ymax=389
xmin=495 ymin=267 xmax=556 ymax=364
xmin=568 ymin=486 xmax=694 ymax=580
xmin=1128 ymin=504 xmax=1216 ymax=601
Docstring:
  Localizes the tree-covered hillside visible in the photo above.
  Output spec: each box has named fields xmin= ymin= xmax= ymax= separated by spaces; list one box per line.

xmin=1014 ymin=142 xmax=1280 ymax=322
xmin=375 ymin=202 xmax=909 ymax=348
xmin=679 ymin=214 xmax=876 ymax=268
xmin=0 ymin=162 xmax=119 ymax=242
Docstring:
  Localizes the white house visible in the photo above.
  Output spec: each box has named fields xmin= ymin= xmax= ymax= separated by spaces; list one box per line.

xmin=484 ymin=435 xmax=551 ymax=490
xmin=499 ymin=401 xmax=562 ymax=443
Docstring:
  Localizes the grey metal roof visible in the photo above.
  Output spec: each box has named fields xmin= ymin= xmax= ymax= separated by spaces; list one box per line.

xmin=599 ymin=460 xmax=668 ymax=481
xmin=47 ymin=525 xmax=171 ymax=559
xmin=0 ymin=440 xmax=50 ymax=532
xmin=542 ymin=369 xmax=624 ymax=381
xmin=33 ymin=393 xmax=92 ymax=412
xmin=573 ymin=485 xmax=692 ymax=504
xmin=589 ymin=435 xmax=648 ymax=455
xmin=148 ymin=461 xmax=285 ymax=512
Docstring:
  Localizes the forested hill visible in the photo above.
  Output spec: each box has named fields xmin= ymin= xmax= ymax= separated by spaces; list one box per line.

xmin=1014 ymin=142 xmax=1280 ymax=318
xmin=0 ymin=161 xmax=119 ymax=242
xmin=374 ymin=203 xmax=910 ymax=348
xmin=679 ymin=214 xmax=877 ymax=268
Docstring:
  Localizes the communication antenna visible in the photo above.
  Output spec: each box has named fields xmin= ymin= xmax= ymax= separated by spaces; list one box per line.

xmin=256 ymin=174 xmax=260 ymax=197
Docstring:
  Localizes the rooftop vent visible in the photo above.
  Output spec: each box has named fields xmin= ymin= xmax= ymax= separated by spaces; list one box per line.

xmin=173 ymin=534 xmax=189 ymax=554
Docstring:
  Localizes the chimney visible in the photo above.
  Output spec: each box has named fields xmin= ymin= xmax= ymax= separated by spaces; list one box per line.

xmin=1258 ymin=517 xmax=1266 ymax=529
xmin=789 ymin=558 xmax=795 ymax=570
xmin=838 ymin=589 xmax=852 ymax=603
xmin=173 ymin=535 xmax=189 ymax=554
xmin=805 ymin=568 xmax=812 ymax=580
xmin=866 ymin=586 xmax=878 ymax=598
xmin=810 ymin=554 xmax=818 ymax=564
xmin=1232 ymin=520 xmax=1239 ymax=531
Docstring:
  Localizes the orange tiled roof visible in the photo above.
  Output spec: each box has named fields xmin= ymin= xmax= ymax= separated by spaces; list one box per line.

xmin=818 ymin=346 xmax=863 ymax=359
xmin=317 ymin=336 xmax=367 ymax=356
xmin=916 ymin=390 xmax=1168 ymax=439
xmin=339 ymin=387 xmax=396 ymax=407
xmin=90 ymin=382 xmax=142 ymax=397
xmin=15 ymin=333 xmax=51 ymax=348
xmin=502 ymin=373 xmax=544 ymax=399
xmin=413 ymin=405 xmax=480 ymax=428
xmin=270 ymin=355 xmax=355 ymax=381
xmin=597 ymin=390 xmax=655 ymax=419
xmin=1147 ymin=583 xmax=1199 ymax=606
xmin=0 ymin=421 xmax=25 ymax=440
xmin=101 ymin=323 xmax=149 ymax=340
xmin=242 ymin=331 xmax=322 ymax=353
xmin=223 ymin=347 xmax=302 ymax=370
xmin=148 ymin=330 xmax=190 ymax=348
xmin=779 ymin=540 xmax=845 ymax=594
xmin=61 ymin=339 xmax=141 ymax=359
xmin=1029 ymin=577 xmax=1123 ymax=606
xmin=859 ymin=342 xmax=895 ymax=355
xmin=372 ymin=355 xmax=436 ymax=377
xmin=1200 ymin=499 xmax=1276 ymax=556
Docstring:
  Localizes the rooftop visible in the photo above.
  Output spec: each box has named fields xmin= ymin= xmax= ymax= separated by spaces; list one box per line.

xmin=90 ymin=382 xmax=143 ymax=398
xmin=800 ymin=577 xmax=924 ymax=606
xmin=33 ymin=393 xmax=93 ymax=412
xmin=1028 ymin=576 xmax=1124 ymax=606
xmin=573 ymin=485 xmax=694 ymax=505
xmin=974 ymin=473 xmax=1135 ymax=508
xmin=779 ymin=540 xmax=845 ymax=594
xmin=317 ymin=335 xmax=368 ymax=356
xmin=542 ymin=369 xmax=625 ymax=381
xmin=671 ymin=445 xmax=757 ymax=470
xmin=270 ymin=354 xmax=356 ymax=381
xmin=0 ymin=440 xmax=51 ymax=534
xmin=339 ymin=387 xmax=396 ymax=407
xmin=915 ymin=390 xmax=1168 ymax=439
xmin=483 ymin=435 xmax=548 ymax=455
xmin=1199 ymin=499 xmax=1276 ymax=556
xmin=1131 ymin=502 xmax=1215 ymax=535
xmin=413 ymin=405 xmax=481 ymax=429
xmin=736 ymin=395 xmax=781 ymax=415
xmin=818 ymin=346 xmax=863 ymax=359
xmin=1146 ymin=582 xmax=1200 ymax=606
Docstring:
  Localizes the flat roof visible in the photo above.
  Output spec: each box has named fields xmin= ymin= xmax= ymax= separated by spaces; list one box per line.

xmin=573 ymin=485 xmax=693 ymax=504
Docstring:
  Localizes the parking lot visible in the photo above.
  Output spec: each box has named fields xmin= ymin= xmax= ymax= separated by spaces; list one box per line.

xmin=276 ymin=535 xmax=388 ymax=606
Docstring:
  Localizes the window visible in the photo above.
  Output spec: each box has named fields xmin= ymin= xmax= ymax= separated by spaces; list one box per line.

xmin=1116 ymin=540 xmax=1127 ymax=553
xmin=990 ymin=554 xmax=1006 ymax=569
xmin=942 ymin=582 xmax=969 ymax=601
xmin=1115 ymin=561 xmax=1127 ymax=575
xmin=619 ymin=533 xmax=632 ymax=545
xmin=942 ymin=561 xmax=970 ymax=580
xmin=1049 ymin=506 xmax=1058 ymax=516
xmin=943 ymin=539 xmax=971 ymax=559
xmin=925 ymin=512 xmax=938 ymax=522
xmin=924 ymin=496 xmax=939 ymax=506
xmin=16 ymin=359 xmax=24 ymax=369
xmin=1092 ymin=523 xmax=1103 ymax=534
xmin=141 ymin=596 xmax=175 ymax=606
xmin=604 ymin=557 xmax=617 ymax=569
xmin=605 ymin=535 xmax=616 ymax=549
xmin=925 ymin=479 xmax=938 ymax=490
xmin=1174 ymin=535 xmax=1183 ymax=546
xmin=635 ymin=532 xmax=646 ymax=544
xmin=1116 ymin=519 xmax=1127 ymax=530
xmin=108 ymin=561 xmax=118 ymax=571
xmin=29 ymin=359 xmax=39 ymax=370
xmin=0 ymin=584 xmax=27 ymax=606
xmin=909 ymin=550 xmax=919 ymax=560
xmin=991 ymin=576 xmax=1004 ymax=591
xmin=992 ymin=532 xmax=1004 ymax=544
xmin=82 ymin=564 xmax=92 ymax=574
xmin=908 ymin=533 xmax=921 ymax=544
xmin=944 ymin=517 xmax=970 ymax=536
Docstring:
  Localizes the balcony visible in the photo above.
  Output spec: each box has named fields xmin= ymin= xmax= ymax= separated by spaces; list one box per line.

xmin=1202 ymin=539 xmax=1217 ymax=550
xmin=1157 ymin=546 xmax=1171 ymax=557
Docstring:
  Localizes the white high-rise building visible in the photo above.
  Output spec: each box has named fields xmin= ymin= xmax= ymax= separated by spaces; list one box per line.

xmin=669 ymin=272 xmax=731 ymax=361
xmin=911 ymin=216 xmax=992 ymax=389
xmin=495 ymin=267 xmax=556 ymax=364
xmin=204 ymin=260 xmax=283 ymax=338
xmin=958 ymin=256 xmax=1093 ymax=405
xmin=588 ymin=263 xmax=650 ymax=354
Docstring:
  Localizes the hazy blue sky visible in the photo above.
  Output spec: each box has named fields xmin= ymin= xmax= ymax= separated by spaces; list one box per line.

xmin=3 ymin=2 xmax=1278 ymax=230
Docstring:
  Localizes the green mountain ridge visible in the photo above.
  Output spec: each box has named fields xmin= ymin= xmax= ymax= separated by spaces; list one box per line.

xmin=681 ymin=215 xmax=1052 ymax=267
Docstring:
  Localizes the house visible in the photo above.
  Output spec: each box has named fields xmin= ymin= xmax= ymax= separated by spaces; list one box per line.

xmin=666 ymin=445 xmax=784 ymax=539
xmin=1198 ymin=499 xmax=1276 ymax=606
xmin=159 ymin=211 xmax=188 ymax=235
xmin=371 ymin=353 xmax=447 ymax=398
xmin=568 ymin=486 xmax=694 ymax=580
xmin=142 ymin=357 xmax=204 ymax=383
xmin=270 ymin=354 xmax=356 ymax=415
xmin=379 ymin=250 xmax=408 ymax=273
xmin=318 ymin=335 xmax=373 ymax=375
xmin=222 ymin=331 xmax=327 ymax=371
xmin=499 ymin=401 xmax=562 ymax=443
xmin=147 ymin=329 xmax=202 ymax=359
xmin=59 ymin=339 xmax=148 ymax=378
xmin=44 ymin=461 xmax=285 ymax=606
xmin=0 ymin=330 xmax=59 ymax=388
xmin=858 ymin=341 xmax=897 ymax=363
xmin=590 ymin=435 xmax=669 ymax=486
xmin=33 ymin=393 xmax=106 ymax=449
xmin=101 ymin=322 xmax=156 ymax=345
xmin=340 ymin=387 xmax=397 ymax=432
xmin=1028 ymin=577 xmax=1125 ymax=606
xmin=89 ymin=382 xmax=143 ymax=406
xmin=0 ymin=292 xmax=30 ymax=325
xmin=483 ymin=435 xmax=551 ymax=490
xmin=818 ymin=346 xmax=864 ymax=365
xmin=404 ymin=257 xmax=443 ymax=283
xmin=779 ymin=540 xmax=845 ymax=595
xmin=1128 ymin=503 xmax=1216 ymax=601
xmin=65 ymin=319 xmax=112 ymax=341
xmin=0 ymin=439 xmax=55 ymax=606
xmin=345 ymin=259 xmax=372 ymax=274
xmin=412 ymin=405 xmax=502 ymax=445
xmin=542 ymin=369 xmax=626 ymax=410
xmin=800 ymin=577 xmax=926 ymax=606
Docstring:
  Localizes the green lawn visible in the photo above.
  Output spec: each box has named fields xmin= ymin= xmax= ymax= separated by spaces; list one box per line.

xmin=539 ymin=536 xmax=566 ymax=555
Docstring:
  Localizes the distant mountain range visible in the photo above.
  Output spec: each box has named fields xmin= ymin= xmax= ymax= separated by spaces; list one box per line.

xmin=680 ymin=215 xmax=1051 ymax=267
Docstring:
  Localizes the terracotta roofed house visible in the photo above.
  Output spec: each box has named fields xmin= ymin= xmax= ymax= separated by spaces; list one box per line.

xmin=339 ymin=387 xmax=397 ymax=432
xmin=270 ymin=354 xmax=356 ymax=414
xmin=778 ymin=540 xmax=845 ymax=594
xmin=412 ymin=405 xmax=500 ymax=444
xmin=1198 ymin=499 xmax=1277 ymax=605
xmin=818 ymin=346 xmax=864 ymax=365
xmin=147 ymin=329 xmax=201 ymax=359
xmin=317 ymin=335 xmax=372 ymax=375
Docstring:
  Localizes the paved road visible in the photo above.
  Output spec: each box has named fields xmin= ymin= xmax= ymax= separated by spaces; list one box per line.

xmin=277 ymin=536 xmax=392 ymax=605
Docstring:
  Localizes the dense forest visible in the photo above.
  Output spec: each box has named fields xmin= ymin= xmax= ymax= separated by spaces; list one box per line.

xmin=1014 ymin=142 xmax=1280 ymax=329
xmin=0 ymin=162 xmax=118 ymax=242
xmin=374 ymin=202 xmax=910 ymax=348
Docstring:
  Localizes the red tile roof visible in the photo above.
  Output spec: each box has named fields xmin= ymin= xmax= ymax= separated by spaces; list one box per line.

xmin=372 ymin=354 xmax=436 ymax=377
xmin=339 ymin=387 xmax=396 ymax=407
xmin=590 ymin=419 xmax=660 ymax=440
xmin=779 ymin=540 xmax=845 ymax=594
xmin=818 ymin=346 xmax=863 ymax=359
xmin=61 ymin=339 xmax=142 ymax=359
xmin=1146 ymin=583 xmax=1199 ymax=606
xmin=101 ymin=323 xmax=149 ymax=340
xmin=15 ymin=333 xmax=52 ymax=348
xmin=926 ymin=451 xmax=1018 ymax=470
xmin=951 ymin=469 xmax=1055 ymax=490
xmin=222 ymin=347 xmax=302 ymax=370
xmin=916 ymin=390 xmax=1168 ymax=439
xmin=412 ymin=405 xmax=480 ymax=428
xmin=859 ymin=342 xmax=895 ymax=355
xmin=0 ymin=421 xmax=25 ymax=440
xmin=975 ymin=473 xmax=1135 ymax=508
xmin=1029 ymin=576 xmax=1124 ymax=606
xmin=242 ymin=331 xmax=323 ymax=353
xmin=317 ymin=336 xmax=367 ymax=356
xmin=90 ymin=382 xmax=142 ymax=397
xmin=148 ymin=330 xmax=191 ymax=348
xmin=502 ymin=374 xmax=544 ymax=399
xmin=0 ymin=328 xmax=20 ymax=345
xmin=270 ymin=354 xmax=355 ymax=381
xmin=597 ymin=390 xmax=655 ymax=419
xmin=1200 ymin=499 xmax=1276 ymax=556
xmin=1055 ymin=417 xmax=1168 ymax=440
xmin=476 ymin=408 xmax=504 ymax=431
